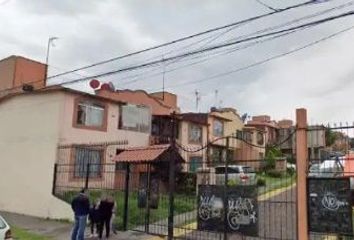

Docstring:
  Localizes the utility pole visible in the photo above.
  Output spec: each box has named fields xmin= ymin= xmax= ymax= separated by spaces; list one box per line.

xmin=168 ymin=112 xmax=177 ymax=240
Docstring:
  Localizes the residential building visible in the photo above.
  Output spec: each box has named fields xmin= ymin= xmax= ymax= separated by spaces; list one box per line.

xmin=0 ymin=55 xmax=46 ymax=97
xmin=278 ymin=119 xmax=326 ymax=159
xmin=97 ymin=88 xmax=208 ymax=171
xmin=0 ymin=86 xmax=151 ymax=220
xmin=235 ymin=126 xmax=266 ymax=169
xmin=179 ymin=112 xmax=228 ymax=166
xmin=246 ymin=115 xmax=279 ymax=145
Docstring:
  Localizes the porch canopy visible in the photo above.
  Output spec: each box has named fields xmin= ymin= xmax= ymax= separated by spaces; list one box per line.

xmin=114 ymin=144 xmax=185 ymax=163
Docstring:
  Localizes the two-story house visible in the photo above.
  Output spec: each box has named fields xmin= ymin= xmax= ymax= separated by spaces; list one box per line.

xmin=0 ymin=85 xmax=151 ymax=220
xmin=246 ymin=115 xmax=279 ymax=146
xmin=96 ymin=88 xmax=208 ymax=171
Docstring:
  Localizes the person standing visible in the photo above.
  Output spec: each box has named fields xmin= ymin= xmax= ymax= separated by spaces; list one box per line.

xmin=97 ymin=194 xmax=115 ymax=239
xmin=71 ymin=188 xmax=90 ymax=240
xmin=88 ymin=200 xmax=100 ymax=237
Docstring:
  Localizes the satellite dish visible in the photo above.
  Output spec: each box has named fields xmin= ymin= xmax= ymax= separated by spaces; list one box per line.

xmin=100 ymin=83 xmax=111 ymax=91
xmin=89 ymin=79 xmax=100 ymax=89
xmin=108 ymin=82 xmax=115 ymax=91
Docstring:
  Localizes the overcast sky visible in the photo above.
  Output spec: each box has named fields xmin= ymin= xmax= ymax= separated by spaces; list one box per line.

xmin=1 ymin=0 xmax=354 ymax=125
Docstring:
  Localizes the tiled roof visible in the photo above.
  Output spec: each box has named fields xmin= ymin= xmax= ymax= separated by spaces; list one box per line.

xmin=114 ymin=144 xmax=171 ymax=163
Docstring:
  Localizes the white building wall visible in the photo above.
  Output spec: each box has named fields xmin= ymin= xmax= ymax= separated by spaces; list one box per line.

xmin=0 ymin=93 xmax=72 ymax=220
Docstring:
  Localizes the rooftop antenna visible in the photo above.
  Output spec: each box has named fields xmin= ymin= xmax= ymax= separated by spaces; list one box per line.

xmin=162 ymin=54 xmax=166 ymax=100
xmin=219 ymin=100 xmax=223 ymax=108
xmin=195 ymin=90 xmax=201 ymax=112
xmin=215 ymin=89 xmax=218 ymax=107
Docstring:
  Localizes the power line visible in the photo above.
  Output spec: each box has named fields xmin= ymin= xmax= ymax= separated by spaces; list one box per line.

xmin=151 ymin=24 xmax=354 ymax=91
xmin=255 ymin=0 xmax=279 ymax=12
xmin=47 ymin=0 xmax=320 ymax=80
xmin=60 ymin=11 xmax=354 ymax=86
xmin=0 ymin=2 xmax=349 ymax=97
xmin=117 ymin=1 xmax=354 ymax=87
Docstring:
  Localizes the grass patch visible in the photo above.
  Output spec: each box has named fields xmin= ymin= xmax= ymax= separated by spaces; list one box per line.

xmin=257 ymin=173 xmax=296 ymax=195
xmin=11 ymin=226 xmax=52 ymax=240
xmin=59 ymin=190 xmax=195 ymax=230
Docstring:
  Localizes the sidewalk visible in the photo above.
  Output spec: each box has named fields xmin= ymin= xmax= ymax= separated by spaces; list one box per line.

xmin=0 ymin=211 xmax=155 ymax=240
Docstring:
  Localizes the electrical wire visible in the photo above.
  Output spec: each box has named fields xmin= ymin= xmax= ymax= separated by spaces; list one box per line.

xmin=46 ymin=0 xmax=319 ymax=80
xmin=114 ymin=1 xmax=354 ymax=87
xmin=61 ymin=11 xmax=354 ymax=86
xmin=148 ymin=24 xmax=354 ymax=91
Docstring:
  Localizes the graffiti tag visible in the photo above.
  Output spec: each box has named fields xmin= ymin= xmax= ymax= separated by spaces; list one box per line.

xmin=199 ymin=195 xmax=224 ymax=221
xmin=321 ymin=192 xmax=348 ymax=211
xmin=227 ymin=197 xmax=257 ymax=230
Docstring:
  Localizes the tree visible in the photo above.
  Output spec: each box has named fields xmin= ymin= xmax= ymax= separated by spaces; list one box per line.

xmin=325 ymin=128 xmax=336 ymax=147
xmin=265 ymin=146 xmax=282 ymax=170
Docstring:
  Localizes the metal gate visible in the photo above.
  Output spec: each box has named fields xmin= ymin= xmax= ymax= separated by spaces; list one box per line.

xmin=126 ymin=133 xmax=298 ymax=240
xmin=307 ymin=123 xmax=354 ymax=239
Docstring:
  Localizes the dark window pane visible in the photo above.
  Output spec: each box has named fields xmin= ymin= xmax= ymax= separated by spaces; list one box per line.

xmin=74 ymin=148 xmax=103 ymax=178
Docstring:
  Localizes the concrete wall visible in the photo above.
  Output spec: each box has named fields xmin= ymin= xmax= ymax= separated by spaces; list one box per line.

xmin=0 ymin=56 xmax=46 ymax=98
xmin=0 ymin=56 xmax=16 ymax=91
xmin=0 ymin=92 xmax=72 ymax=220
xmin=13 ymin=57 xmax=46 ymax=88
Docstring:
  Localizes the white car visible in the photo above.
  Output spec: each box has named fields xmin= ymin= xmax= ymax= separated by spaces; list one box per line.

xmin=0 ymin=215 xmax=12 ymax=240
xmin=214 ymin=165 xmax=257 ymax=185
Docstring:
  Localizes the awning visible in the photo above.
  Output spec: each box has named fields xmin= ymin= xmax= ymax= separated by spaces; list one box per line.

xmin=114 ymin=144 xmax=185 ymax=163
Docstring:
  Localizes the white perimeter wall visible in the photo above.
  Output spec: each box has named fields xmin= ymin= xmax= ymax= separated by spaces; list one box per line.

xmin=0 ymin=92 xmax=72 ymax=220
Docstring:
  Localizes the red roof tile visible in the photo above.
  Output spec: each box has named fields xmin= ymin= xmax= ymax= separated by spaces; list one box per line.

xmin=114 ymin=144 xmax=171 ymax=163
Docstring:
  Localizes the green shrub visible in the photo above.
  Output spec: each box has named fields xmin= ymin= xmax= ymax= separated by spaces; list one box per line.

xmin=257 ymin=178 xmax=266 ymax=187
xmin=266 ymin=170 xmax=284 ymax=178
xmin=228 ymin=179 xmax=238 ymax=186
xmin=176 ymin=172 xmax=196 ymax=195
xmin=287 ymin=167 xmax=296 ymax=176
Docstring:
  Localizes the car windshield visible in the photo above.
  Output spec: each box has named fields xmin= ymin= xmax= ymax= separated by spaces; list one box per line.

xmin=0 ymin=217 xmax=6 ymax=229
xmin=309 ymin=164 xmax=320 ymax=172
xmin=243 ymin=167 xmax=255 ymax=173
xmin=215 ymin=167 xmax=240 ymax=174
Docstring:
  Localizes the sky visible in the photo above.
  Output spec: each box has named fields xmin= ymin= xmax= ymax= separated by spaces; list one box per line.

xmin=1 ymin=0 xmax=354 ymax=125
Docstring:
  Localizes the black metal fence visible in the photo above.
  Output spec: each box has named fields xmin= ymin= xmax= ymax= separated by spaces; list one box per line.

xmin=53 ymin=138 xmax=297 ymax=239
xmin=307 ymin=124 xmax=354 ymax=240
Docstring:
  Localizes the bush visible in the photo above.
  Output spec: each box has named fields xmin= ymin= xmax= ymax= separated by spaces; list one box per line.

xmin=266 ymin=169 xmax=284 ymax=178
xmin=176 ymin=172 xmax=196 ymax=195
xmin=228 ymin=179 xmax=238 ymax=186
xmin=287 ymin=167 xmax=296 ymax=176
xmin=257 ymin=178 xmax=266 ymax=187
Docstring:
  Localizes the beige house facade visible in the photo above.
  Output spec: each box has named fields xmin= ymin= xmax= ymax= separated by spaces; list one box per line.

xmin=0 ymin=87 xmax=150 ymax=220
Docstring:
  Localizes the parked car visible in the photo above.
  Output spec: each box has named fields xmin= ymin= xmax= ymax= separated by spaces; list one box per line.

xmin=287 ymin=163 xmax=296 ymax=171
xmin=0 ymin=215 xmax=12 ymax=240
xmin=308 ymin=159 xmax=344 ymax=178
xmin=214 ymin=165 xmax=257 ymax=185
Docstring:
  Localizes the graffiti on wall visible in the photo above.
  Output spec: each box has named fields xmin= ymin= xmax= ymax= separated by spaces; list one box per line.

xmin=197 ymin=185 xmax=258 ymax=236
xmin=308 ymin=177 xmax=353 ymax=235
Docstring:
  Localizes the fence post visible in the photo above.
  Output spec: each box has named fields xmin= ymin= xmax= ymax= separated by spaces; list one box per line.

xmin=296 ymin=108 xmax=309 ymax=240
xmin=145 ymin=163 xmax=152 ymax=233
xmin=168 ymin=112 xmax=177 ymax=240
xmin=52 ymin=163 xmax=58 ymax=195
xmin=123 ymin=163 xmax=131 ymax=231
xmin=85 ymin=163 xmax=90 ymax=189
xmin=223 ymin=136 xmax=230 ymax=240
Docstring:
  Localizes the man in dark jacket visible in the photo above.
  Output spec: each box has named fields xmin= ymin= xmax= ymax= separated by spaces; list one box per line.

xmin=71 ymin=188 xmax=90 ymax=240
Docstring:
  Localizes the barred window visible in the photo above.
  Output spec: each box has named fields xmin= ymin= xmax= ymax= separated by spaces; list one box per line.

xmin=74 ymin=148 xmax=103 ymax=178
